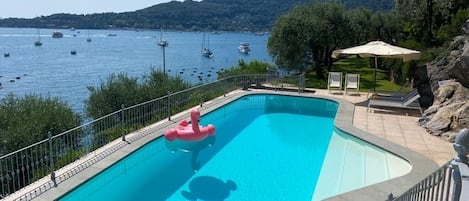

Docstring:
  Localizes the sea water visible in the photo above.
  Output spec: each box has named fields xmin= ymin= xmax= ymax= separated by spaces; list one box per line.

xmin=0 ymin=27 xmax=271 ymax=112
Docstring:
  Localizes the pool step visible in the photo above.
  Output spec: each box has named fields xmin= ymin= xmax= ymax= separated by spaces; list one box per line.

xmin=312 ymin=131 xmax=405 ymax=201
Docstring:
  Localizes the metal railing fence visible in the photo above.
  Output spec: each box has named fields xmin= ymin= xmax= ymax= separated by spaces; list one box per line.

xmin=0 ymin=73 xmax=303 ymax=199
xmin=388 ymin=161 xmax=455 ymax=201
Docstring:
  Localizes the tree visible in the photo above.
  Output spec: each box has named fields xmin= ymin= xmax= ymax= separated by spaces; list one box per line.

xmin=348 ymin=8 xmax=373 ymax=45
xmin=142 ymin=68 xmax=192 ymax=99
xmin=217 ymin=59 xmax=274 ymax=78
xmin=435 ymin=8 xmax=469 ymax=43
xmin=395 ymin=0 xmax=467 ymax=46
xmin=268 ymin=2 xmax=351 ymax=78
xmin=370 ymin=11 xmax=402 ymax=42
xmin=86 ymin=73 xmax=141 ymax=119
xmin=0 ymin=93 xmax=81 ymax=154
xmin=86 ymin=69 xmax=191 ymax=119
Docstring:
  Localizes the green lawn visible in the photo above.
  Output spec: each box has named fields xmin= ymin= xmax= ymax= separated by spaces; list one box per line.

xmin=305 ymin=57 xmax=409 ymax=92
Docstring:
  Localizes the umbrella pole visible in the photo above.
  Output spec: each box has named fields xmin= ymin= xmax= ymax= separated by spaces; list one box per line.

xmin=373 ymin=57 xmax=377 ymax=92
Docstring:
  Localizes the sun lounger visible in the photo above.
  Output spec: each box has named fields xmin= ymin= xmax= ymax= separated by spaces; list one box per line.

xmin=371 ymin=88 xmax=418 ymax=101
xmin=367 ymin=79 xmax=410 ymax=98
xmin=328 ymin=72 xmax=342 ymax=93
xmin=367 ymin=88 xmax=422 ymax=114
xmin=438 ymin=79 xmax=455 ymax=87
xmin=344 ymin=73 xmax=359 ymax=95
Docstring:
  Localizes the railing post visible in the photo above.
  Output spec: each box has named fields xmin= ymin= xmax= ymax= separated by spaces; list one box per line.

xmin=224 ymin=78 xmax=228 ymax=97
xmin=386 ymin=193 xmax=394 ymax=201
xmin=451 ymin=128 xmax=469 ymax=201
xmin=47 ymin=131 xmax=56 ymax=186
xmin=167 ymin=91 xmax=171 ymax=121
xmin=121 ymin=104 xmax=125 ymax=142
xmin=451 ymin=161 xmax=462 ymax=201
xmin=298 ymin=72 xmax=305 ymax=94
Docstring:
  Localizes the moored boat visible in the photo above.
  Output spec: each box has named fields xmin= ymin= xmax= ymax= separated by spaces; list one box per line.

xmin=238 ymin=42 xmax=251 ymax=54
xmin=34 ymin=28 xmax=42 ymax=46
xmin=201 ymin=33 xmax=213 ymax=58
xmin=157 ymin=28 xmax=168 ymax=47
xmin=52 ymin=31 xmax=63 ymax=38
xmin=202 ymin=48 xmax=213 ymax=58
xmin=86 ymin=30 xmax=92 ymax=42
xmin=34 ymin=41 xmax=42 ymax=46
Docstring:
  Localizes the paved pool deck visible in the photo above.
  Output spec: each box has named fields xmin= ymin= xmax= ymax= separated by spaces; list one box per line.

xmin=313 ymin=89 xmax=455 ymax=166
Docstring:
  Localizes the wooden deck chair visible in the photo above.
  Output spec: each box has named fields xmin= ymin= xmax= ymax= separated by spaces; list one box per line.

xmin=328 ymin=72 xmax=342 ymax=93
xmin=344 ymin=73 xmax=360 ymax=95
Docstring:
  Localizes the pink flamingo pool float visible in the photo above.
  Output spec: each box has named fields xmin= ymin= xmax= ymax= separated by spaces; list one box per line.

xmin=164 ymin=108 xmax=215 ymax=141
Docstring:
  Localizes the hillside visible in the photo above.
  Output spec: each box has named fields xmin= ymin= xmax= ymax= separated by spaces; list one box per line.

xmin=0 ymin=0 xmax=393 ymax=31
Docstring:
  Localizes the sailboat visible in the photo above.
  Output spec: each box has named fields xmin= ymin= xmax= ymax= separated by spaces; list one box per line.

xmin=201 ymin=33 xmax=213 ymax=58
xmin=157 ymin=28 xmax=168 ymax=47
xmin=86 ymin=30 xmax=92 ymax=42
xmin=34 ymin=28 xmax=42 ymax=46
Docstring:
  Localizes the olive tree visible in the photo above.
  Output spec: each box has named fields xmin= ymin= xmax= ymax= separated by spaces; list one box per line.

xmin=267 ymin=2 xmax=351 ymax=78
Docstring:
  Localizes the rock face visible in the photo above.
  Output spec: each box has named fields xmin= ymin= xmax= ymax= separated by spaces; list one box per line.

xmin=416 ymin=36 xmax=469 ymax=142
xmin=418 ymin=81 xmax=469 ymax=141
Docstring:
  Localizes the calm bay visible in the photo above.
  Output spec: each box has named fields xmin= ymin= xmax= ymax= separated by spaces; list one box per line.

xmin=0 ymin=27 xmax=272 ymax=113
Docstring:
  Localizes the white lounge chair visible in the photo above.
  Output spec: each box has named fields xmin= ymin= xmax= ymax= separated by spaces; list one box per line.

xmin=328 ymin=72 xmax=342 ymax=93
xmin=367 ymin=88 xmax=422 ymax=114
xmin=367 ymin=79 xmax=410 ymax=98
xmin=344 ymin=73 xmax=360 ymax=95
xmin=438 ymin=79 xmax=455 ymax=87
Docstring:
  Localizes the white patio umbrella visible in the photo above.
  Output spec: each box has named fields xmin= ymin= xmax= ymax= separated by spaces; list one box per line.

xmin=331 ymin=41 xmax=421 ymax=90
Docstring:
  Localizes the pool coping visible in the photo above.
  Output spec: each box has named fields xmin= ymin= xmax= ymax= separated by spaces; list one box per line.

xmin=14 ymin=90 xmax=439 ymax=201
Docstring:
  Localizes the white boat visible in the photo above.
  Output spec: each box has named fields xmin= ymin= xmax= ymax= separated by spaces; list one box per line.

xmin=201 ymin=33 xmax=213 ymax=58
xmin=254 ymin=31 xmax=265 ymax=36
xmin=202 ymin=48 xmax=213 ymax=58
xmin=157 ymin=28 xmax=168 ymax=47
xmin=52 ymin=31 xmax=63 ymax=38
xmin=238 ymin=42 xmax=251 ymax=54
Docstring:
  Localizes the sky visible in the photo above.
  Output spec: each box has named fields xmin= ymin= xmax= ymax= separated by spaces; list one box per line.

xmin=0 ymin=0 xmax=179 ymax=19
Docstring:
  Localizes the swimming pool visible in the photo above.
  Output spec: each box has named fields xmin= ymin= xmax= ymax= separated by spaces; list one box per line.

xmin=58 ymin=94 xmax=411 ymax=201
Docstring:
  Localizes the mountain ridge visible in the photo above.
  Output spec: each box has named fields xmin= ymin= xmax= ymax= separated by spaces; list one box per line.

xmin=0 ymin=0 xmax=393 ymax=31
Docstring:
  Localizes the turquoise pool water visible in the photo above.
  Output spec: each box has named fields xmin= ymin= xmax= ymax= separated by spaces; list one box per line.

xmin=59 ymin=94 xmax=411 ymax=201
